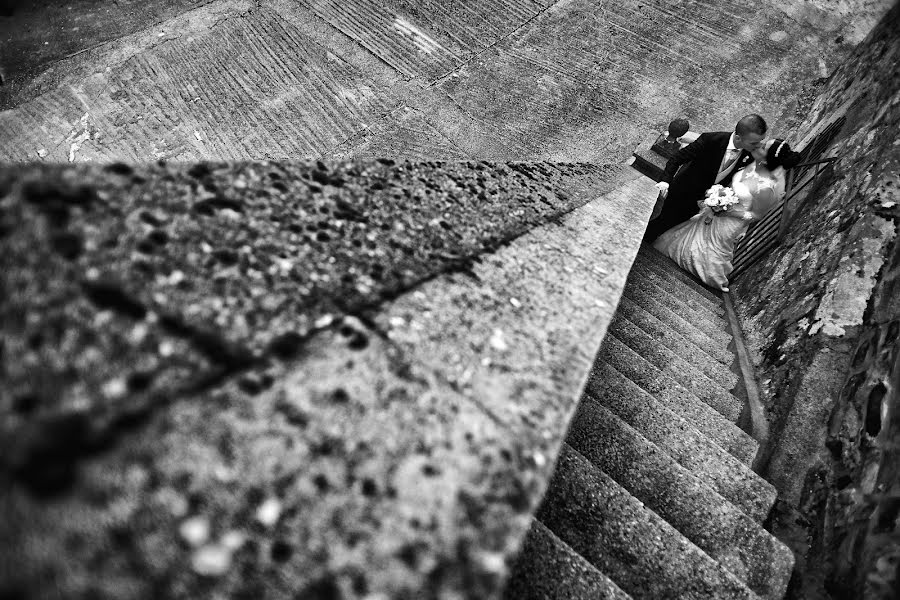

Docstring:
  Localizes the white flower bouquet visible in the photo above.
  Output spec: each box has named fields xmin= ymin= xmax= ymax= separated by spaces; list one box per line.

xmin=703 ymin=184 xmax=739 ymax=211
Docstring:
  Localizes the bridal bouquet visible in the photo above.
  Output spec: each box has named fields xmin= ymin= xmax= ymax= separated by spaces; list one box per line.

xmin=703 ymin=184 xmax=739 ymax=211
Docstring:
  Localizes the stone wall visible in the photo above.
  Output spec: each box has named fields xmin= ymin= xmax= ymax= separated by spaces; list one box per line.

xmin=732 ymin=5 xmax=900 ymax=598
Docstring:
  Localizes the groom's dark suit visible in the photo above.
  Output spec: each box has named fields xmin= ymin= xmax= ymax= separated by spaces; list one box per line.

xmin=644 ymin=131 xmax=754 ymax=241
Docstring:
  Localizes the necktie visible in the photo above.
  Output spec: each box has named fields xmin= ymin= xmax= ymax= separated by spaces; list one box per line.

xmin=721 ymin=149 xmax=740 ymax=172
xmin=719 ymin=148 xmax=741 ymax=173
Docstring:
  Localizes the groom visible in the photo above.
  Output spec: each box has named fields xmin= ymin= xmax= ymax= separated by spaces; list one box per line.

xmin=643 ymin=114 xmax=767 ymax=242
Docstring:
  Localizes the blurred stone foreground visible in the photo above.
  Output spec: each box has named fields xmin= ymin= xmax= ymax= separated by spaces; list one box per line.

xmin=1 ymin=159 xmax=653 ymax=598
xmin=0 ymin=0 xmax=895 ymax=599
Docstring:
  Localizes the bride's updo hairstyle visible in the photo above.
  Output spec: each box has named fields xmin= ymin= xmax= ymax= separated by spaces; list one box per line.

xmin=766 ymin=139 xmax=803 ymax=170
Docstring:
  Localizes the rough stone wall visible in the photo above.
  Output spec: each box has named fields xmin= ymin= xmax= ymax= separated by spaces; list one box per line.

xmin=732 ymin=5 xmax=900 ymax=598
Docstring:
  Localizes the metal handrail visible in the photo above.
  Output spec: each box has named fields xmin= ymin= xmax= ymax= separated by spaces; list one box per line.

xmin=783 ymin=156 xmax=839 ymax=198
xmin=731 ymin=155 xmax=839 ymax=278
xmin=777 ymin=156 xmax=838 ymax=240
xmin=790 ymin=157 xmax=840 ymax=169
xmin=730 ymin=114 xmax=845 ymax=279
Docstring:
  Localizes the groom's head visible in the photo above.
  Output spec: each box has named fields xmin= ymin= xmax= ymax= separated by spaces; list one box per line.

xmin=734 ymin=114 xmax=767 ymax=151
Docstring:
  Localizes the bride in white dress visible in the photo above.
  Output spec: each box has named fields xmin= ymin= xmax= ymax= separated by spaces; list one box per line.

xmin=652 ymin=138 xmax=801 ymax=292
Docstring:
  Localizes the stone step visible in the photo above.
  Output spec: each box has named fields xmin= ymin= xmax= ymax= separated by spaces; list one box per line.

xmin=635 ymin=245 xmax=723 ymax=304
xmin=588 ymin=359 xmax=757 ymax=467
xmin=503 ymin=520 xmax=632 ymax=600
xmin=624 ymin=274 xmax=729 ymax=338
xmin=618 ymin=288 xmax=733 ymax=364
xmin=537 ymin=446 xmax=760 ymax=600
xmin=609 ymin=316 xmax=742 ymax=421
xmin=586 ymin=363 xmax=772 ymax=521
xmin=598 ymin=336 xmax=730 ymax=424
xmin=624 ymin=263 xmax=728 ymax=326
xmin=629 ymin=259 xmax=726 ymax=317
xmin=567 ymin=400 xmax=794 ymax=600
xmin=617 ymin=296 xmax=738 ymax=388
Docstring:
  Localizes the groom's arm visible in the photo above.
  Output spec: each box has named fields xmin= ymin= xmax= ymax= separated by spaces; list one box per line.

xmin=660 ymin=133 xmax=710 ymax=184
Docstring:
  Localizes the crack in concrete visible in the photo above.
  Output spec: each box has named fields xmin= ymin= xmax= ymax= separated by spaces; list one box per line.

xmin=8 ymin=275 xmax=514 ymax=495
xmin=295 ymin=2 xmax=415 ymax=83
xmin=0 ymin=0 xmax=249 ymax=110
xmin=424 ymin=0 xmax=566 ymax=89
xmin=404 ymin=104 xmax=473 ymax=157
xmin=322 ymin=102 xmax=472 ymax=160
xmin=296 ymin=0 xmax=577 ymax=161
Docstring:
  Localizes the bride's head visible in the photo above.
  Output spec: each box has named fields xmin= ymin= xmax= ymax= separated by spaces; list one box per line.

xmin=753 ymin=138 xmax=803 ymax=171
xmin=751 ymin=139 xmax=801 ymax=203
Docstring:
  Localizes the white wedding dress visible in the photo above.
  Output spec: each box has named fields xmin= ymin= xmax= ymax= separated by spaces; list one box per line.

xmin=652 ymin=163 xmax=784 ymax=290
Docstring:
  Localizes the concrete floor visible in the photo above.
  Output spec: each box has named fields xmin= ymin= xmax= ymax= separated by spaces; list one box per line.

xmin=0 ymin=0 xmax=893 ymax=163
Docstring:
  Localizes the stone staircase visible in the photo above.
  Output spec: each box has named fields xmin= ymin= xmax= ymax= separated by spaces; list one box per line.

xmin=503 ymin=244 xmax=794 ymax=600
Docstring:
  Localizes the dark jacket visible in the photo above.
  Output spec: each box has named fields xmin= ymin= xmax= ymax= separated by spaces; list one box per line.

xmin=645 ymin=131 xmax=754 ymax=241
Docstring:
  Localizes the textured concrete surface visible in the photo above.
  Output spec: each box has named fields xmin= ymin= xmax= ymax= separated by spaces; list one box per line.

xmin=2 ymin=325 xmax=528 ymax=598
xmin=0 ymin=1 xmax=218 ymax=90
xmin=635 ymin=246 xmax=723 ymax=305
xmin=623 ymin=288 xmax=733 ymax=359
xmin=0 ymin=159 xmax=623 ymax=486
xmin=732 ymin=5 xmax=900 ymax=598
xmin=588 ymin=360 xmax=758 ymax=466
xmin=503 ymin=520 xmax=630 ymax=600
xmin=502 ymin=245 xmax=789 ymax=597
xmin=567 ymin=399 xmax=792 ymax=600
xmin=538 ymin=445 xmax=757 ymax=600
xmin=0 ymin=0 xmax=894 ymax=162
xmin=631 ymin=260 xmax=726 ymax=316
xmin=616 ymin=297 xmax=737 ymax=387
xmin=588 ymin=353 xmax=775 ymax=522
xmin=0 ymin=160 xmax=655 ymax=598
xmin=625 ymin=274 xmax=729 ymax=335
xmin=373 ymin=174 xmax=654 ymax=431
xmin=609 ymin=315 xmax=741 ymax=419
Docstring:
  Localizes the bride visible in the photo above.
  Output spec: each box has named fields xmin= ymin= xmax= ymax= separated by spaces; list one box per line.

xmin=652 ymin=138 xmax=801 ymax=292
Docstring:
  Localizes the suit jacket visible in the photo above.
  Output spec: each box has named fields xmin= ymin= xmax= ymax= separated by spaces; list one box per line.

xmin=661 ymin=131 xmax=754 ymax=198
xmin=644 ymin=131 xmax=754 ymax=241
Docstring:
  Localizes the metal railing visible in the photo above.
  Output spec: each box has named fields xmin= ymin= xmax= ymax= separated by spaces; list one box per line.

xmin=731 ymin=156 xmax=838 ymax=278
xmin=730 ymin=115 xmax=846 ymax=279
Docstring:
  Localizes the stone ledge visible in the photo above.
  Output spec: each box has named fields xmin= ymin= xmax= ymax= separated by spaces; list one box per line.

xmin=0 ymin=159 xmax=630 ymax=491
xmin=0 ymin=162 xmax=656 ymax=598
